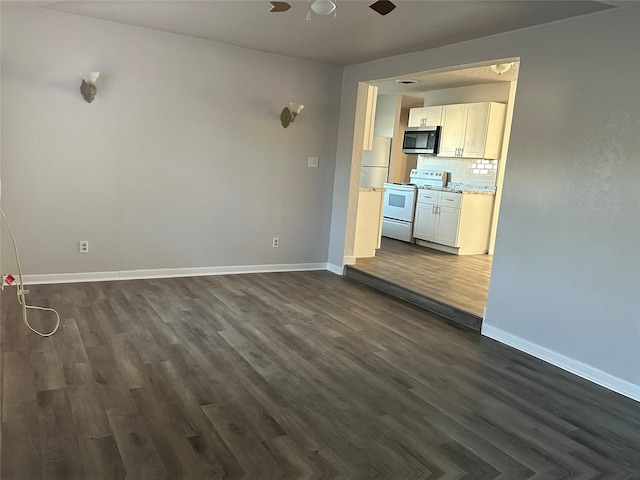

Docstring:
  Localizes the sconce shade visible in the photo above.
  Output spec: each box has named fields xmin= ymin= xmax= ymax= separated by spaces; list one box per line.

xmin=289 ymin=102 xmax=304 ymax=115
xmin=311 ymin=0 xmax=336 ymax=15
xmin=281 ymin=103 xmax=304 ymax=128
xmin=80 ymin=72 xmax=100 ymax=103
xmin=81 ymin=72 xmax=100 ymax=85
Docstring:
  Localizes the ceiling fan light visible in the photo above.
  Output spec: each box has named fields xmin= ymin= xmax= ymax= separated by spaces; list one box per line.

xmin=311 ymin=0 xmax=336 ymax=15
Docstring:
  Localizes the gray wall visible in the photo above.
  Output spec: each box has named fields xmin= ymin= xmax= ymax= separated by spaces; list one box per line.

xmin=1 ymin=4 xmax=342 ymax=275
xmin=327 ymin=6 xmax=640 ymax=391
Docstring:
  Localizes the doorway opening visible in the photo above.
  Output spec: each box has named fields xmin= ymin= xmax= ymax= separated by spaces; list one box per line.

xmin=345 ymin=59 xmax=520 ymax=330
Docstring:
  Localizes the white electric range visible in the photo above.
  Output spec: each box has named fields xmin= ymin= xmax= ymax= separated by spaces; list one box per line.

xmin=381 ymin=170 xmax=449 ymax=242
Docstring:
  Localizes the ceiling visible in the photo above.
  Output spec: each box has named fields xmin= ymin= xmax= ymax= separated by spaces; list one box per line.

xmin=39 ymin=1 xmax=614 ymax=67
xmin=34 ymin=1 xmax=611 ymax=105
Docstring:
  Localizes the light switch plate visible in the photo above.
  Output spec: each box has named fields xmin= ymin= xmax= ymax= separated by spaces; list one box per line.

xmin=308 ymin=156 xmax=319 ymax=168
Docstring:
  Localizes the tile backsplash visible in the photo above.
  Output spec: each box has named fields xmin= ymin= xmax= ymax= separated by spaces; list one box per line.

xmin=416 ymin=156 xmax=498 ymax=188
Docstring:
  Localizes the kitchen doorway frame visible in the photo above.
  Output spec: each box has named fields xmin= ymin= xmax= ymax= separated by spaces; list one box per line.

xmin=342 ymin=59 xmax=520 ymax=315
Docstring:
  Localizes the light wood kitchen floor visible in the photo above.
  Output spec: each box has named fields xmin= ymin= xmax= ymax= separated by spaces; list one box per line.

xmin=351 ymin=237 xmax=493 ymax=318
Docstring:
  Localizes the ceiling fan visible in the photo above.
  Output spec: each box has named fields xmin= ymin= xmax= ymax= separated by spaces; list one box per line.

xmin=269 ymin=1 xmax=397 ymax=17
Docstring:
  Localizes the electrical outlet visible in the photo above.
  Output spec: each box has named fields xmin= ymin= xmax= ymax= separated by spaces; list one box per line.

xmin=80 ymin=240 xmax=89 ymax=253
xmin=272 ymin=237 xmax=279 ymax=248
xmin=308 ymin=156 xmax=319 ymax=168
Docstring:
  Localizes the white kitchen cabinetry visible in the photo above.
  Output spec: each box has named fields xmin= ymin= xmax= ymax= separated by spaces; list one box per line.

xmin=408 ymin=106 xmax=442 ymax=127
xmin=438 ymin=102 xmax=506 ymax=159
xmin=414 ymin=190 xmax=494 ymax=255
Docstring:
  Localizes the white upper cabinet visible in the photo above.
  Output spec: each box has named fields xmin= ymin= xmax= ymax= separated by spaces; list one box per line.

xmin=438 ymin=102 xmax=506 ymax=159
xmin=408 ymin=106 xmax=443 ymax=128
xmin=438 ymin=104 xmax=467 ymax=157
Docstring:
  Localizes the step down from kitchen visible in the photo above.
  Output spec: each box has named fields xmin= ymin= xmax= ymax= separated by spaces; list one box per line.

xmin=344 ymin=265 xmax=483 ymax=332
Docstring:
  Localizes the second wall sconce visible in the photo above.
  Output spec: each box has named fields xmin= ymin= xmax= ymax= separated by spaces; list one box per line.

xmin=80 ymin=72 xmax=100 ymax=103
xmin=281 ymin=102 xmax=304 ymax=128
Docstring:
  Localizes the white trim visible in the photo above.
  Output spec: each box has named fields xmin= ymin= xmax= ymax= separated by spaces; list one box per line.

xmin=326 ymin=263 xmax=344 ymax=275
xmin=22 ymin=263 xmax=329 ymax=285
xmin=482 ymin=324 xmax=640 ymax=403
xmin=343 ymin=256 xmax=356 ymax=265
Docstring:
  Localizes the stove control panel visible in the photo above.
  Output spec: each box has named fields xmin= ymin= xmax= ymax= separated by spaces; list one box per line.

xmin=409 ymin=169 xmax=450 ymax=187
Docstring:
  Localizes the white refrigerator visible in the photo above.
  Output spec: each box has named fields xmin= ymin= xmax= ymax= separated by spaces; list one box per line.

xmin=359 ymin=136 xmax=391 ymax=188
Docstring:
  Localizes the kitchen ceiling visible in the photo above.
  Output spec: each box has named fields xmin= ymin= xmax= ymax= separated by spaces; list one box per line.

xmin=38 ymin=1 xmax=615 ymax=66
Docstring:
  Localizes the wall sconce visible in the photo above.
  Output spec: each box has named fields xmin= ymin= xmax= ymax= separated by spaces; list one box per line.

xmin=490 ymin=63 xmax=514 ymax=76
xmin=281 ymin=102 xmax=304 ymax=128
xmin=80 ymin=72 xmax=100 ymax=103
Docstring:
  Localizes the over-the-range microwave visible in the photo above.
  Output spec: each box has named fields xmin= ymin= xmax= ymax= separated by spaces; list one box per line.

xmin=402 ymin=126 xmax=441 ymax=155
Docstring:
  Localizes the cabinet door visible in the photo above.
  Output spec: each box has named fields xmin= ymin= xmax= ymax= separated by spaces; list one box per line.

xmin=423 ymin=106 xmax=442 ymax=127
xmin=461 ymin=103 xmax=490 ymax=158
xmin=438 ymin=104 xmax=466 ymax=157
xmin=434 ymin=205 xmax=461 ymax=246
xmin=413 ymin=204 xmax=437 ymax=241
xmin=408 ymin=107 xmax=427 ymax=127
xmin=409 ymin=106 xmax=443 ymax=128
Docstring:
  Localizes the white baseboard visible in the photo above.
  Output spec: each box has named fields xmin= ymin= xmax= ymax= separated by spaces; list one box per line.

xmin=22 ymin=262 xmax=329 ymax=285
xmin=326 ymin=263 xmax=344 ymax=275
xmin=482 ymin=324 xmax=640 ymax=403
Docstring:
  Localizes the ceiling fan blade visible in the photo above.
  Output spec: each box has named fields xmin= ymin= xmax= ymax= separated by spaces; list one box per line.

xmin=369 ymin=0 xmax=396 ymax=16
xmin=270 ymin=1 xmax=291 ymax=12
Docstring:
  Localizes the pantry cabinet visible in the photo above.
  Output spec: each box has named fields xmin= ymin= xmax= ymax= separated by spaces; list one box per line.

xmin=407 ymin=106 xmax=443 ymax=128
xmin=413 ymin=190 xmax=494 ymax=255
xmin=438 ymin=102 xmax=506 ymax=159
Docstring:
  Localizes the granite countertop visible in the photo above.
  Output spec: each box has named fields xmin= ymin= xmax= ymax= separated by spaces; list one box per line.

xmin=419 ymin=183 xmax=496 ymax=195
xmin=359 ymin=187 xmax=386 ymax=192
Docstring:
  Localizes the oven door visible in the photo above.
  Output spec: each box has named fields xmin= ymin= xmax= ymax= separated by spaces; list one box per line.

xmin=383 ymin=186 xmax=416 ymax=222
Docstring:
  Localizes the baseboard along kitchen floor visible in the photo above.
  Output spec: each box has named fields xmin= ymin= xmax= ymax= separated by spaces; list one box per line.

xmin=1 ymin=271 xmax=638 ymax=479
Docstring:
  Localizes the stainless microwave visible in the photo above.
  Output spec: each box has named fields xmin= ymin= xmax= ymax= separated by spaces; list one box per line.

xmin=402 ymin=126 xmax=441 ymax=155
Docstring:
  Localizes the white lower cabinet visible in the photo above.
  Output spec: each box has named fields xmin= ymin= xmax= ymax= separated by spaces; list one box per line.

xmin=414 ymin=204 xmax=437 ymax=242
xmin=433 ymin=205 xmax=460 ymax=246
xmin=414 ymin=190 xmax=494 ymax=255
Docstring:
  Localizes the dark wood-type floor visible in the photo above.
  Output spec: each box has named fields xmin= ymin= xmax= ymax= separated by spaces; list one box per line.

xmin=352 ymin=238 xmax=493 ymax=318
xmin=1 ymin=271 xmax=639 ymax=479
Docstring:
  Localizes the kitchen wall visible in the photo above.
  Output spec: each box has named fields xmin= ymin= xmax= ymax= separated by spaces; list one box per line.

xmin=371 ymin=94 xmax=397 ymax=137
xmin=416 ymin=157 xmax=498 ymax=187
xmin=329 ymin=5 xmax=640 ymax=399
xmin=1 ymin=4 xmax=342 ymax=277
xmin=423 ymin=83 xmax=510 ymax=106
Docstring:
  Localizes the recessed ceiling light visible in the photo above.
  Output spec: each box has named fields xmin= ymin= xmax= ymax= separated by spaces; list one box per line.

xmin=395 ymin=79 xmax=418 ymax=85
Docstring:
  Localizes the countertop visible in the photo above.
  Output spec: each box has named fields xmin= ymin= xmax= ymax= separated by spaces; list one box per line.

xmin=419 ymin=183 xmax=496 ymax=195
xmin=359 ymin=187 xmax=385 ymax=192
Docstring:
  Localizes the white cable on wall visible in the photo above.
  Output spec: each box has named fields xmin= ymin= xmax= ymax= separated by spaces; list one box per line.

xmin=1 ymin=208 xmax=60 ymax=337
